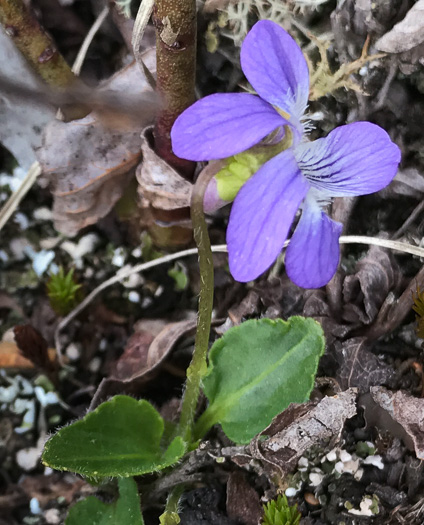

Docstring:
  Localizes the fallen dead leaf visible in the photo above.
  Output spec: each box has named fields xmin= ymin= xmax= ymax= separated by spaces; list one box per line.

xmin=376 ymin=0 xmax=424 ymax=53
xmin=90 ymin=318 xmax=198 ymax=409
xmin=335 ymin=338 xmax=396 ymax=393
xmin=19 ymin=473 xmax=86 ymax=506
xmin=36 ymin=50 xmax=157 ymax=236
xmin=0 ymin=341 xmax=55 ymax=370
xmin=136 ymin=127 xmax=193 ymax=247
xmin=226 ymin=471 xmax=262 ymax=525
xmin=137 ymin=128 xmax=193 ymax=211
xmin=13 ymin=325 xmax=58 ymax=383
xmin=250 ymin=389 xmax=357 ymax=477
xmin=342 ymin=245 xmax=401 ymax=325
xmin=362 ymin=387 xmax=424 ymax=460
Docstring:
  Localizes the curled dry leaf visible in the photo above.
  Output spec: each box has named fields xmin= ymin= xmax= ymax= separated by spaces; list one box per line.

xmin=90 ymin=318 xmax=197 ymax=409
xmin=36 ymin=49 xmax=157 ymax=236
xmin=136 ymin=127 xmax=194 ymax=247
xmin=335 ymin=337 xmax=396 ymax=393
xmin=376 ymin=0 xmax=424 ymax=54
xmin=137 ymin=128 xmax=193 ymax=211
xmin=362 ymin=387 xmax=424 ymax=460
xmin=250 ymin=389 xmax=357 ymax=477
xmin=342 ymin=245 xmax=401 ymax=325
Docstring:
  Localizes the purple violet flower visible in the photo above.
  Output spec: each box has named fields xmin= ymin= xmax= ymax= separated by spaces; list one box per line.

xmin=171 ymin=20 xmax=401 ymax=288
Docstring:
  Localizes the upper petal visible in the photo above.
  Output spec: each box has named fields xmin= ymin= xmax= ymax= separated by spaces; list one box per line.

xmin=227 ymin=149 xmax=309 ymax=282
xmin=285 ymin=199 xmax=343 ymax=288
xmin=171 ymin=93 xmax=287 ymax=161
xmin=240 ymin=20 xmax=309 ymax=123
xmin=294 ymin=122 xmax=401 ymax=196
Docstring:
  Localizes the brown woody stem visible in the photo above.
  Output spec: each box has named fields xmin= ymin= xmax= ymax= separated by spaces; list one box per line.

xmin=153 ymin=0 xmax=196 ymax=179
xmin=0 ymin=0 xmax=88 ymax=120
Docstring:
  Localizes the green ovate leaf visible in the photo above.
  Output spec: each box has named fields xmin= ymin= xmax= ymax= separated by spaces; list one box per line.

xmin=42 ymin=396 xmax=186 ymax=477
xmin=66 ymin=478 xmax=144 ymax=525
xmin=196 ymin=317 xmax=325 ymax=444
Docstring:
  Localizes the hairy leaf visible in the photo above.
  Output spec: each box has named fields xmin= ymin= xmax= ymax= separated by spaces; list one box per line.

xmin=66 ymin=478 xmax=144 ymax=525
xmin=42 ymin=396 xmax=185 ymax=477
xmin=196 ymin=317 xmax=325 ymax=444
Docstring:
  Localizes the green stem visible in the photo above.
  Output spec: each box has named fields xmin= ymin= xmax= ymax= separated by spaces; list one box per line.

xmin=177 ymin=163 xmax=217 ymax=444
xmin=160 ymin=485 xmax=185 ymax=525
xmin=153 ymin=0 xmax=196 ymax=179
xmin=0 ymin=0 xmax=88 ymax=120
xmin=192 ymin=403 xmax=218 ymax=441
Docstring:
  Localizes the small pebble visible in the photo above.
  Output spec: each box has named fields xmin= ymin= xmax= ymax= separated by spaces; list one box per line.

xmin=14 ymin=212 xmax=29 ymax=230
xmin=339 ymin=450 xmax=352 ymax=462
xmin=298 ymin=457 xmax=308 ymax=468
xmin=66 ymin=343 xmax=81 ymax=361
xmin=304 ymin=492 xmax=320 ymax=506
xmin=128 ymin=291 xmax=140 ymax=303
xmin=29 ymin=498 xmax=41 ymax=515
xmin=326 ymin=449 xmax=338 ymax=462
xmin=309 ymin=472 xmax=324 ymax=486
xmin=33 ymin=207 xmax=53 ymax=221
xmin=88 ymin=357 xmax=102 ymax=373
xmin=112 ymin=247 xmax=126 ymax=267
xmin=364 ymin=455 xmax=384 ymax=470
xmin=44 ymin=508 xmax=61 ymax=524
xmin=17 ymin=446 xmax=41 ymax=471
xmin=285 ymin=487 xmax=298 ymax=497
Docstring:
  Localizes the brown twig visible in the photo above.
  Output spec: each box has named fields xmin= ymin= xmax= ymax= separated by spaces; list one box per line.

xmin=0 ymin=0 xmax=89 ymax=120
xmin=153 ymin=0 xmax=197 ymax=179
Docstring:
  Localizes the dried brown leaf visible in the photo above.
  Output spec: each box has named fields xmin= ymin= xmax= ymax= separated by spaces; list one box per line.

xmin=226 ymin=472 xmax=262 ymax=525
xmin=342 ymin=245 xmax=401 ymax=325
xmin=136 ymin=128 xmax=193 ymax=211
xmin=13 ymin=325 xmax=59 ymax=383
xmin=376 ymin=0 xmax=424 ymax=53
xmin=250 ymin=389 xmax=357 ymax=476
xmin=335 ymin=337 xmax=396 ymax=393
xmin=0 ymin=341 xmax=35 ymax=369
xmin=36 ymin=50 xmax=157 ymax=236
xmin=363 ymin=387 xmax=424 ymax=460
xmin=90 ymin=318 xmax=197 ymax=409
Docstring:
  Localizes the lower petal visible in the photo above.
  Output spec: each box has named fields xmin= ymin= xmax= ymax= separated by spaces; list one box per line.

xmin=227 ymin=150 xmax=309 ymax=282
xmin=285 ymin=201 xmax=343 ymax=288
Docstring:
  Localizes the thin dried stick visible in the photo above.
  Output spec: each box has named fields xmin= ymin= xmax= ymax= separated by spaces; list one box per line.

xmin=72 ymin=6 xmax=110 ymax=76
xmin=53 ymin=235 xmax=424 ymax=362
xmin=0 ymin=162 xmax=42 ymax=231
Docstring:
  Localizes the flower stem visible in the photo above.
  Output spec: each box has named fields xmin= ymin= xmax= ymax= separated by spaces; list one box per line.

xmin=160 ymin=485 xmax=185 ymax=525
xmin=152 ymin=0 xmax=196 ymax=179
xmin=177 ymin=163 xmax=218 ymax=444
xmin=0 ymin=0 xmax=88 ymax=120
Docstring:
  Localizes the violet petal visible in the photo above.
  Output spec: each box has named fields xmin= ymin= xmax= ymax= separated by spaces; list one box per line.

xmin=285 ymin=199 xmax=343 ymax=288
xmin=240 ymin=20 xmax=309 ymax=124
xmin=171 ymin=93 xmax=286 ymax=161
xmin=227 ymin=150 xmax=309 ymax=282
xmin=295 ymin=122 xmax=401 ymax=197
